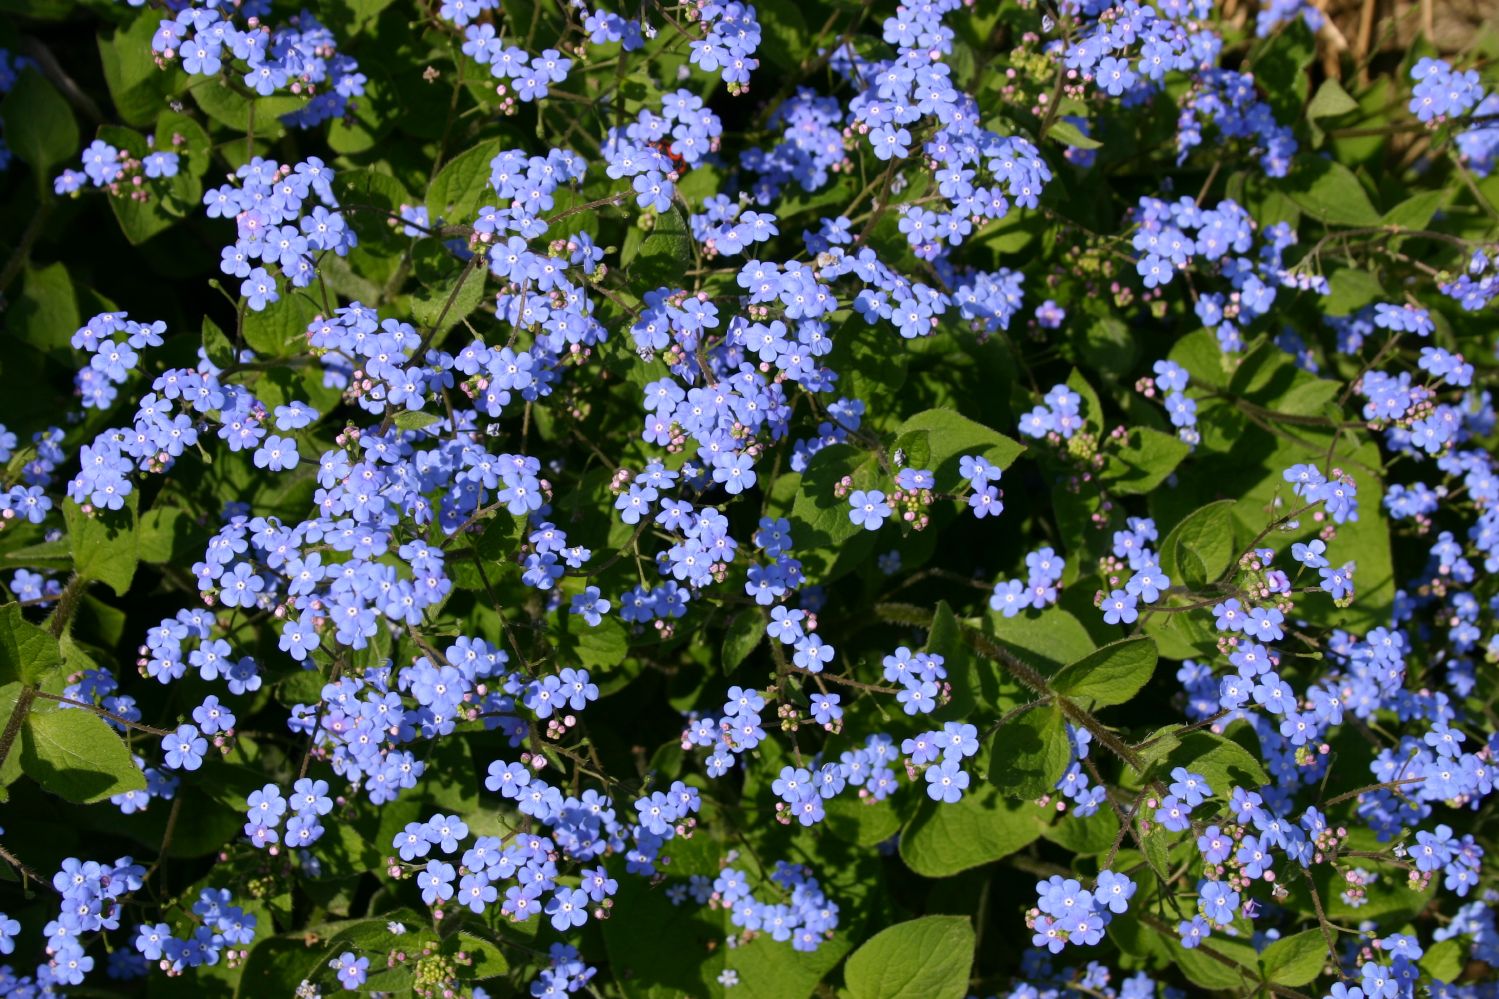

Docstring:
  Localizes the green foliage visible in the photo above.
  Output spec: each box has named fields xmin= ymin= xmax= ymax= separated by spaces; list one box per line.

xmin=842 ymin=915 xmax=974 ymax=999
xmin=1049 ymin=637 xmax=1157 ymax=707
xmin=20 ymin=705 xmax=144 ymax=804
xmin=721 ymin=609 xmax=765 ymax=672
xmin=0 ymin=603 xmax=62 ymax=685
xmin=0 ymin=0 xmax=1492 ymax=995
xmin=987 ymin=702 xmax=1070 ymax=798
xmin=1259 ymin=929 xmax=1329 ymax=987
xmin=1 ymin=70 xmax=78 ymax=175
xmin=63 ymin=495 xmax=138 ymax=597
xmin=1158 ymin=499 xmax=1237 ymax=589
xmin=899 ymin=785 xmax=1044 ymax=876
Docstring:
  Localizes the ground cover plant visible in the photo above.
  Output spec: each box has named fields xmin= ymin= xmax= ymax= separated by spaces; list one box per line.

xmin=0 ymin=0 xmax=1495 ymax=995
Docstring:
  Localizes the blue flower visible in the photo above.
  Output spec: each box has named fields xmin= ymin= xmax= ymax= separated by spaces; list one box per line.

xmin=847 ymin=490 xmax=890 ymax=530
xmin=924 ymin=760 xmax=969 ymax=803
xmin=161 ymin=724 xmax=207 ymax=771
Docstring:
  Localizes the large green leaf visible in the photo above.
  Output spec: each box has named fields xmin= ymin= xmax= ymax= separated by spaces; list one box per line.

xmin=1050 ymin=638 xmax=1157 ymax=707
xmin=1278 ymin=158 xmax=1380 ymax=226
xmin=789 ymin=443 xmax=880 ymax=578
xmin=721 ymin=609 xmax=765 ymax=672
xmin=893 ymin=408 xmax=1024 ymax=488
xmin=0 ymin=604 xmax=63 ymax=685
xmin=623 ymin=204 xmax=693 ymax=289
xmin=899 ymin=784 xmax=1043 ymax=877
xmin=1142 ymin=729 xmax=1269 ymax=796
xmin=1260 ymin=929 xmax=1328 ymax=987
xmin=1 ymin=70 xmax=78 ymax=172
xmin=64 ymin=493 xmax=139 ymax=597
xmin=1158 ymin=499 xmax=1236 ymax=589
xmin=1103 ymin=427 xmax=1188 ymax=495
xmin=427 ymin=139 xmax=503 ymax=223
xmin=600 ymin=865 xmax=849 ymax=999
xmin=987 ymin=702 xmax=1070 ymax=798
xmin=843 ymin=915 xmax=973 ymax=999
xmin=20 ymin=707 xmax=145 ymax=804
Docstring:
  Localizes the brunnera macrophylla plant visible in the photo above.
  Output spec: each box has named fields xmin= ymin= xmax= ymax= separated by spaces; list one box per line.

xmin=0 ymin=0 xmax=1495 ymax=995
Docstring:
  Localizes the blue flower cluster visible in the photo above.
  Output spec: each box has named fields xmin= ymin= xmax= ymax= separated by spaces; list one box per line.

xmin=1131 ymin=195 xmax=1324 ymax=351
xmin=54 ymin=138 xmax=180 ymax=197
xmin=0 ymin=856 xmax=151 ymax=989
xmin=207 ymin=156 xmax=352 ymax=311
xmin=665 ymin=861 xmax=837 ymax=954
xmin=69 ymin=312 xmax=165 ymax=410
xmin=4 ymin=0 xmax=1499 ymax=995
xmin=1060 ymin=0 xmax=1220 ymax=107
xmin=1176 ymin=69 xmax=1298 ymax=177
xmin=150 ymin=5 xmax=365 ymax=128
xmin=1028 ymin=869 xmax=1137 ymax=953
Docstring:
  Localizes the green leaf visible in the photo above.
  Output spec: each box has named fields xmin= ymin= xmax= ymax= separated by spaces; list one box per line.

xmin=203 ymin=317 xmax=235 ymax=369
xmin=97 ymin=126 xmax=201 ymax=245
xmin=1323 ymin=268 xmax=1384 ymax=316
xmin=982 ymin=605 xmax=1097 ymax=674
xmin=139 ymin=507 xmax=202 ymax=565
xmin=1103 ymin=427 xmax=1188 ymax=494
xmin=1146 ymin=729 xmax=1269 ymax=796
xmin=750 ymin=0 xmax=812 ymax=76
xmin=1039 ymin=802 xmax=1120 ymax=855
xmin=987 ymin=702 xmax=1070 ymax=798
xmin=427 ymin=139 xmax=502 ymax=224
xmin=789 ymin=443 xmax=879 ymax=577
xmin=99 ymin=13 xmax=178 ymax=126
xmin=1255 ymin=19 xmax=1315 ymax=123
xmin=326 ymin=0 xmax=398 ymax=35
xmin=1065 ymin=368 xmax=1104 ymax=433
xmin=1272 ymin=375 xmax=1342 ymax=417
xmin=1260 ymin=929 xmax=1328 ymax=986
xmin=557 ymin=614 xmax=629 ymax=672
xmin=155 ymin=109 xmax=213 ymax=182
xmin=1306 ymin=78 xmax=1359 ymax=121
xmin=243 ymin=291 xmax=319 ymax=357
xmin=1 ymin=69 xmax=80 ymax=171
xmin=894 ymin=408 xmax=1024 ymax=488
xmin=64 ymin=493 xmax=139 ymax=597
xmin=3 ymin=538 xmax=73 ymax=572
xmin=843 ymin=915 xmax=974 ymax=999
xmin=1382 ymin=189 xmax=1446 ymax=230
xmin=455 ymin=931 xmax=509 ymax=981
xmin=832 ymin=316 xmax=909 ymax=410
xmin=623 ymin=205 xmax=693 ymax=288
xmin=824 ymin=793 xmax=903 ymax=847
xmin=0 ymin=604 xmax=63 ymax=685
xmin=1048 ymin=118 xmax=1102 ymax=149
xmin=600 ymin=862 xmax=848 ymax=998
xmin=10 ymin=263 xmax=80 ymax=362
xmin=392 ymin=410 xmax=442 ymax=431
xmin=1050 ymin=638 xmax=1157 ymax=707
xmin=1158 ymin=499 xmax=1236 ymax=589
xmin=721 ymin=610 xmax=765 ymax=672
xmin=236 ymin=937 xmax=315 ymax=998
xmin=333 ymin=168 xmax=413 ymax=242
xmin=20 ymin=707 xmax=145 ymax=804
xmin=1076 ymin=315 xmax=1137 ymax=373
xmin=411 ymin=259 xmax=485 ymax=335
xmin=899 ymin=784 xmax=1043 ymax=877
xmin=1168 ymin=936 xmax=1258 ymax=992
xmin=190 ymin=79 xmax=300 ymax=135
xmin=1420 ymin=937 xmax=1464 ymax=983
xmin=1278 ymin=158 xmax=1380 ymax=226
